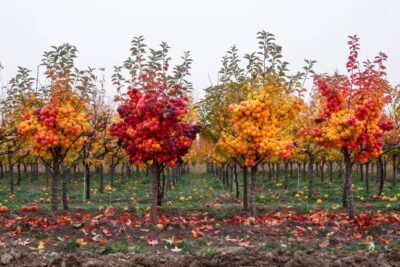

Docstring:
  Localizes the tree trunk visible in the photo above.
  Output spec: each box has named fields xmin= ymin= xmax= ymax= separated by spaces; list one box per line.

xmin=343 ymin=148 xmax=355 ymax=220
xmin=284 ymin=161 xmax=289 ymax=190
xmin=167 ymin=168 xmax=173 ymax=191
xmin=297 ymin=162 xmax=301 ymax=191
xmin=225 ymin=165 xmax=229 ymax=187
xmin=392 ymin=155 xmax=397 ymax=188
xmin=30 ymin=164 xmax=34 ymax=183
xmin=99 ymin=166 xmax=104 ymax=193
xmin=243 ymin=166 xmax=249 ymax=209
xmin=290 ymin=162 xmax=293 ymax=177
xmin=16 ymin=161 xmax=21 ymax=186
xmin=262 ymin=163 xmax=266 ymax=180
xmin=365 ymin=162 xmax=370 ymax=195
xmin=234 ymin=164 xmax=239 ymax=198
xmin=271 ymin=163 xmax=275 ymax=179
xmin=157 ymin=169 xmax=166 ymax=206
xmin=360 ymin=163 xmax=364 ymax=182
xmin=73 ymin=164 xmax=77 ymax=178
xmin=45 ymin=165 xmax=50 ymax=187
xmin=275 ymin=163 xmax=280 ymax=181
xmin=151 ymin=161 xmax=160 ymax=224
xmin=329 ymin=161 xmax=333 ymax=182
xmin=384 ymin=160 xmax=387 ymax=181
xmin=23 ymin=163 xmax=27 ymax=176
xmin=320 ymin=162 xmax=325 ymax=182
xmin=268 ymin=162 xmax=272 ymax=181
xmin=377 ymin=155 xmax=384 ymax=196
xmin=110 ymin=165 xmax=115 ymax=187
xmin=8 ymin=149 xmax=14 ymax=194
xmin=307 ymin=154 xmax=315 ymax=202
xmin=338 ymin=161 xmax=343 ymax=179
xmin=62 ymin=162 xmax=69 ymax=210
xmin=250 ymin=165 xmax=257 ymax=217
xmin=0 ymin=163 xmax=3 ymax=180
xmin=51 ymin=154 xmax=60 ymax=212
xmin=34 ymin=158 xmax=39 ymax=181
xmin=84 ymin=163 xmax=90 ymax=200
xmin=127 ymin=164 xmax=132 ymax=180
xmin=229 ymin=166 xmax=234 ymax=192
xmin=172 ymin=167 xmax=177 ymax=187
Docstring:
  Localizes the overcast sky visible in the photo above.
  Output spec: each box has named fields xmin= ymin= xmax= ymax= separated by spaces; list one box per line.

xmin=0 ymin=0 xmax=399 ymax=100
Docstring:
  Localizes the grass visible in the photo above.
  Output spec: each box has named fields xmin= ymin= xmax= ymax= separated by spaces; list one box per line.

xmin=203 ymin=247 xmax=218 ymax=255
xmin=0 ymin=168 xmax=399 ymax=255
xmin=100 ymin=242 xmax=131 ymax=254
xmin=0 ymin=166 xmax=399 ymax=213
xmin=60 ymin=240 xmax=80 ymax=250
xmin=260 ymin=241 xmax=280 ymax=251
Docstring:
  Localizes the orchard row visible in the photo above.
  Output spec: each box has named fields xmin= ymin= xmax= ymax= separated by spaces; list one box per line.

xmin=0 ymin=32 xmax=399 ymax=223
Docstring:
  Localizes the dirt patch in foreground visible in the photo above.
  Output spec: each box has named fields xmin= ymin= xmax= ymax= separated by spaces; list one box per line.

xmin=1 ymin=247 xmax=400 ymax=267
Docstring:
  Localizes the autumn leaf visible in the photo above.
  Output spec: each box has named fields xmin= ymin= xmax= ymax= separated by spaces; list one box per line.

xmin=37 ymin=241 xmax=45 ymax=249
xmin=238 ymin=241 xmax=250 ymax=247
xmin=162 ymin=236 xmax=175 ymax=245
xmin=147 ymin=239 xmax=158 ymax=246
xmin=319 ymin=239 xmax=329 ymax=249
xmin=353 ymin=232 xmax=362 ymax=239
xmin=171 ymin=246 xmax=182 ymax=252
xmin=143 ymin=236 xmax=158 ymax=246
xmin=15 ymin=226 xmax=21 ymax=235
xmin=192 ymin=230 xmax=198 ymax=238
xmin=76 ymin=239 xmax=87 ymax=246
xmin=192 ymin=227 xmax=204 ymax=238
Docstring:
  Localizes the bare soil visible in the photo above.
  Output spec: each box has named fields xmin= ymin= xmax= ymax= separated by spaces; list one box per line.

xmin=1 ymin=246 xmax=400 ymax=266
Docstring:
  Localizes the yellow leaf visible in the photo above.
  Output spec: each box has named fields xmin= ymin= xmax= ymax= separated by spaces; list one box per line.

xmin=37 ymin=241 xmax=45 ymax=249
xmin=76 ymin=239 xmax=87 ymax=246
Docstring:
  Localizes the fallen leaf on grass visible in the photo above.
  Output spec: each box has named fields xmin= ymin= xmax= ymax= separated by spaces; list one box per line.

xmin=76 ymin=239 xmax=87 ymax=246
xmin=238 ymin=241 xmax=250 ymax=247
xmin=148 ymin=239 xmax=158 ymax=246
xmin=15 ymin=226 xmax=22 ymax=235
xmin=37 ymin=241 xmax=45 ymax=249
xmin=295 ymin=226 xmax=306 ymax=233
xmin=192 ymin=227 xmax=204 ymax=238
xmin=29 ymin=241 xmax=45 ymax=251
xmin=225 ymin=236 xmax=239 ymax=242
xmin=353 ymin=232 xmax=362 ymax=239
xmin=18 ymin=240 xmax=30 ymax=246
xmin=171 ymin=246 xmax=182 ymax=252
xmin=319 ymin=239 xmax=329 ymax=249
xmin=143 ymin=236 xmax=158 ymax=246
xmin=161 ymin=236 xmax=174 ymax=245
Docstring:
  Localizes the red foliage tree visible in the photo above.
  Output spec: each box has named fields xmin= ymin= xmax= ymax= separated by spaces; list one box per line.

xmin=110 ymin=47 xmax=201 ymax=223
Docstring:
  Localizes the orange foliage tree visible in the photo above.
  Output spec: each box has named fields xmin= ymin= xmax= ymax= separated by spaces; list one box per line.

xmin=310 ymin=36 xmax=394 ymax=219
xmin=219 ymin=74 xmax=303 ymax=216
xmin=18 ymin=79 xmax=90 ymax=211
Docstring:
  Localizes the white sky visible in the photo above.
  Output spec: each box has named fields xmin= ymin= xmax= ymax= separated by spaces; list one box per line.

xmin=0 ymin=0 xmax=399 ymax=100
